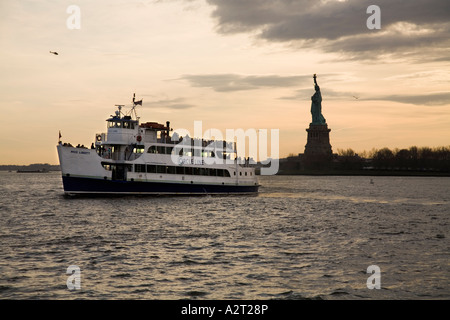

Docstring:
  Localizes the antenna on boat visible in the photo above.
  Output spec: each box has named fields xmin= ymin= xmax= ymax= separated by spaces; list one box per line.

xmin=130 ymin=93 xmax=142 ymax=121
xmin=114 ymin=105 xmax=125 ymax=118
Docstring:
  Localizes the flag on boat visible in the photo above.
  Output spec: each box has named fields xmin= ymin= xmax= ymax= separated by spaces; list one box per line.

xmin=134 ymin=99 xmax=142 ymax=106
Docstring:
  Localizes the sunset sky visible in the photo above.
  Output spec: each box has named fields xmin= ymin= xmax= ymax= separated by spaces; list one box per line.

xmin=1 ymin=0 xmax=449 ymax=165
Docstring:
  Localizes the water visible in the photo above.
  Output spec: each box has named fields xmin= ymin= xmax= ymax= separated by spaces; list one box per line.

xmin=0 ymin=171 xmax=448 ymax=299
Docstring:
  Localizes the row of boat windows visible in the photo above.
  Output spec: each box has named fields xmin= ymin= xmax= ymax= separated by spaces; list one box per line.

xmin=102 ymin=163 xmax=230 ymax=177
xmin=108 ymin=121 xmax=136 ymax=129
xmin=136 ymin=164 xmax=232 ymax=177
xmin=148 ymin=146 xmax=231 ymax=158
xmin=148 ymin=146 xmax=237 ymax=159
xmin=102 ymin=163 xmax=253 ymax=177
xmin=102 ymin=145 xmax=230 ymax=156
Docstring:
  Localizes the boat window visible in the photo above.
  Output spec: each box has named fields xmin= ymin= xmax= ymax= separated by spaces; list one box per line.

xmin=157 ymin=146 xmax=165 ymax=154
xmin=156 ymin=165 xmax=166 ymax=174
xmin=101 ymin=163 xmax=111 ymax=171
xmin=148 ymin=146 xmax=157 ymax=153
xmin=122 ymin=121 xmax=135 ymax=129
xmin=108 ymin=121 xmax=124 ymax=128
xmin=167 ymin=166 xmax=176 ymax=174
xmin=224 ymin=170 xmax=231 ymax=177
xmin=146 ymin=165 xmax=156 ymax=173
xmin=178 ymin=147 xmax=192 ymax=156
xmin=176 ymin=166 xmax=185 ymax=175
xmin=193 ymin=149 xmax=202 ymax=157
xmin=134 ymin=146 xmax=145 ymax=154
xmin=135 ymin=164 xmax=146 ymax=173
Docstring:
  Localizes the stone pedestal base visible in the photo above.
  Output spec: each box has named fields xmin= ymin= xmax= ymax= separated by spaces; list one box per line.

xmin=304 ymin=124 xmax=333 ymax=161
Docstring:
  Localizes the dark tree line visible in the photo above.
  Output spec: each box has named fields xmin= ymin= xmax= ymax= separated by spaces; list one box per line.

xmin=371 ymin=146 xmax=450 ymax=171
xmin=337 ymin=146 xmax=450 ymax=172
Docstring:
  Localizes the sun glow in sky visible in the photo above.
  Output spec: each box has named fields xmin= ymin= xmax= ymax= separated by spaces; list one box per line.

xmin=1 ymin=0 xmax=449 ymax=165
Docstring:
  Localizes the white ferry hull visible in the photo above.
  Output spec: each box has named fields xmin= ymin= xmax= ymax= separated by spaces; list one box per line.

xmin=61 ymin=175 xmax=259 ymax=195
xmin=57 ymin=144 xmax=259 ymax=196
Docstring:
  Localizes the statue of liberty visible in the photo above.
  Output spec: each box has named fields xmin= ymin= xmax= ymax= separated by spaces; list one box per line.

xmin=311 ymin=74 xmax=326 ymax=125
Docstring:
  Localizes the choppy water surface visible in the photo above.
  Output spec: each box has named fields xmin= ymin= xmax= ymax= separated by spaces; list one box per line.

xmin=0 ymin=172 xmax=448 ymax=299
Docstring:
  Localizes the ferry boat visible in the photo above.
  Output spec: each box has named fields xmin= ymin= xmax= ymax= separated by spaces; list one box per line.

xmin=57 ymin=95 xmax=259 ymax=195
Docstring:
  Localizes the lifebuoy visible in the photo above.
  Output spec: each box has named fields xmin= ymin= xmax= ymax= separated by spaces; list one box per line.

xmin=96 ymin=135 xmax=102 ymax=141
xmin=136 ymin=135 xmax=142 ymax=142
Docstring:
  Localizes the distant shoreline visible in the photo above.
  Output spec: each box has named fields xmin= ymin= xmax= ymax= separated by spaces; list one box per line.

xmin=275 ymin=170 xmax=450 ymax=177
xmin=0 ymin=164 xmax=60 ymax=172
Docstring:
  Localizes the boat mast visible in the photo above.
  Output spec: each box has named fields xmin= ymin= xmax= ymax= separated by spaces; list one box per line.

xmin=130 ymin=93 xmax=141 ymax=122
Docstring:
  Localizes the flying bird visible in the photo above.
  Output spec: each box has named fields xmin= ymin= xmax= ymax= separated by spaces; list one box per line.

xmin=49 ymin=51 xmax=58 ymax=55
xmin=352 ymin=95 xmax=359 ymax=100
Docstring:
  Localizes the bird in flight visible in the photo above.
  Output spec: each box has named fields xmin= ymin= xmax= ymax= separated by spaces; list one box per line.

xmin=49 ymin=51 xmax=58 ymax=55
xmin=352 ymin=95 xmax=359 ymax=100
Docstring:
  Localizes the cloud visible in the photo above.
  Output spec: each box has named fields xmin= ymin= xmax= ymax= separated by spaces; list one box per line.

xmin=204 ymin=0 xmax=450 ymax=60
xmin=382 ymin=70 xmax=450 ymax=87
xmin=281 ymin=87 xmax=450 ymax=106
xmin=281 ymin=87 xmax=360 ymax=101
xmin=373 ymin=92 xmax=450 ymax=106
xmin=142 ymin=97 xmax=195 ymax=109
xmin=180 ymin=73 xmax=312 ymax=91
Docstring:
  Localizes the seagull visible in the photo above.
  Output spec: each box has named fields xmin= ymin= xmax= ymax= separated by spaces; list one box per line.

xmin=352 ymin=95 xmax=359 ymax=100
xmin=50 ymin=51 xmax=58 ymax=55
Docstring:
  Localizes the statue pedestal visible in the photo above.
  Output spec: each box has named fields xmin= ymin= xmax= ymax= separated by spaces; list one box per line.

xmin=304 ymin=124 xmax=333 ymax=161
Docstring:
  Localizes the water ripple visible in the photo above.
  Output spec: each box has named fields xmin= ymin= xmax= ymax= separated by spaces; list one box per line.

xmin=0 ymin=172 xmax=449 ymax=299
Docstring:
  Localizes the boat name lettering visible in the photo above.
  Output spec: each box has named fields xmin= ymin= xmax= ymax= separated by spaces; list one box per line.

xmin=70 ymin=150 xmax=90 ymax=155
xmin=178 ymin=158 xmax=204 ymax=165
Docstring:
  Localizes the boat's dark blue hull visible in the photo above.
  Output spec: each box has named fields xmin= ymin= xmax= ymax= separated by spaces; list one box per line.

xmin=62 ymin=176 xmax=259 ymax=195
